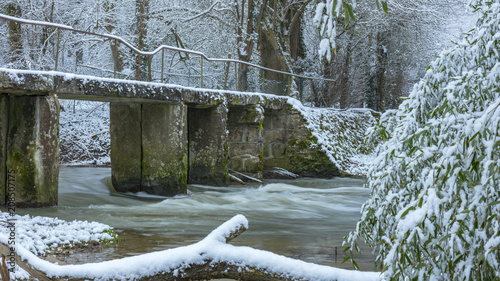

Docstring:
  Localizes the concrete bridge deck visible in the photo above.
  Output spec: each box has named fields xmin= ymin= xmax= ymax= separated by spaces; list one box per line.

xmin=0 ymin=68 xmax=339 ymax=207
xmin=0 ymin=68 xmax=287 ymax=108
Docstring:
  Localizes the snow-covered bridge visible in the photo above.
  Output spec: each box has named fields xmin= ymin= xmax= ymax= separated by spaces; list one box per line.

xmin=0 ymin=68 xmax=342 ymax=207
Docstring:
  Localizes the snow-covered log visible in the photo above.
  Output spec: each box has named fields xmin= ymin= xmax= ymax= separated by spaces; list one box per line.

xmin=0 ymin=215 xmax=379 ymax=281
xmin=228 ymin=173 xmax=246 ymax=185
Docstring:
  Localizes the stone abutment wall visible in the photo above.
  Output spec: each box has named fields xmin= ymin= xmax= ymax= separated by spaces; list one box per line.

xmin=227 ymin=102 xmax=340 ymax=181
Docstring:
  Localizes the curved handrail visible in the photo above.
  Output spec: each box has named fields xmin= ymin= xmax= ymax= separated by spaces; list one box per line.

xmin=0 ymin=13 xmax=334 ymax=83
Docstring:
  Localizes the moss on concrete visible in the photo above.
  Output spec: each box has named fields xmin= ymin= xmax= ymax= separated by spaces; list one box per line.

xmin=6 ymin=96 xmax=59 ymax=207
xmin=188 ymin=105 xmax=228 ymax=186
xmin=141 ymin=103 xmax=188 ymax=195
xmin=0 ymin=95 xmax=7 ymax=202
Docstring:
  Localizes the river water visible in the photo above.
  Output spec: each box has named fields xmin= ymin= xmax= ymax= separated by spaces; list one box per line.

xmin=19 ymin=167 xmax=376 ymax=271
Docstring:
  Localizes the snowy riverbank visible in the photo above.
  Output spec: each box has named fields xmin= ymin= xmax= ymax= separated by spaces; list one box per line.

xmin=0 ymin=212 xmax=117 ymax=279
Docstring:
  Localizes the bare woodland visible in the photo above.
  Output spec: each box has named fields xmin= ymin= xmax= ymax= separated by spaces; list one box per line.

xmin=0 ymin=0 xmax=471 ymax=111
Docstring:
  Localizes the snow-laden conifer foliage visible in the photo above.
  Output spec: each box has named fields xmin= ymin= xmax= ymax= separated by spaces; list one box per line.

xmin=346 ymin=0 xmax=500 ymax=279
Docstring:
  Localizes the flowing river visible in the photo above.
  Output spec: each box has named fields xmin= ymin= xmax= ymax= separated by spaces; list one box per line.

xmin=19 ymin=167 xmax=376 ymax=271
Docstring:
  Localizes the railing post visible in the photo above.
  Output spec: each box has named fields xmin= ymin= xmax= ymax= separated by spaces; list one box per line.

xmin=262 ymin=70 xmax=265 ymax=93
xmin=147 ymin=56 xmax=152 ymax=82
xmin=55 ymin=28 xmax=60 ymax=71
xmin=200 ymin=56 xmax=203 ymax=88
xmin=234 ymin=62 xmax=238 ymax=91
xmin=188 ymin=61 xmax=191 ymax=87
xmin=161 ymin=48 xmax=164 ymax=83
xmin=223 ymin=54 xmax=231 ymax=90
xmin=113 ymin=39 xmax=117 ymax=79
xmin=135 ymin=55 xmax=141 ymax=81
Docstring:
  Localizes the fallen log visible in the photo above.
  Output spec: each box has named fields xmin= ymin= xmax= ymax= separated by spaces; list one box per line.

xmin=0 ymin=255 xmax=10 ymax=281
xmin=0 ymin=215 xmax=380 ymax=281
xmin=228 ymin=173 xmax=246 ymax=185
xmin=229 ymin=169 xmax=263 ymax=183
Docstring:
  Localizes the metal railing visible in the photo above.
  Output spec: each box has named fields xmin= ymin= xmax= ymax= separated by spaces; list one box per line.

xmin=0 ymin=13 xmax=333 ymax=95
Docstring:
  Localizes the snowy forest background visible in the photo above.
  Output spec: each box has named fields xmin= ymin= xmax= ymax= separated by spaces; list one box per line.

xmin=0 ymin=0 xmax=476 ymax=166
xmin=0 ymin=0 xmax=472 ymax=109
xmin=2 ymin=0 xmax=500 ymax=280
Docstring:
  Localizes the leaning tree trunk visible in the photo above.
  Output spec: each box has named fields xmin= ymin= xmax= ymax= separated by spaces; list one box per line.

xmin=259 ymin=28 xmax=288 ymax=95
xmin=258 ymin=0 xmax=307 ymax=97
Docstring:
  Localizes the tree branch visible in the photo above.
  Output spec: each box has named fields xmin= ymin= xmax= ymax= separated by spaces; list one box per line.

xmin=182 ymin=1 xmax=220 ymax=23
xmin=0 ymin=215 xmax=379 ymax=281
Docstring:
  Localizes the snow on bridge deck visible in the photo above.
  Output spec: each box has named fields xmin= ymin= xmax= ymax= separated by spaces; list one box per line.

xmin=0 ymin=68 xmax=291 ymax=109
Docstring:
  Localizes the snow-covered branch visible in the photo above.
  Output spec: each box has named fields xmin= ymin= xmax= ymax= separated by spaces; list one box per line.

xmin=0 ymin=215 xmax=379 ymax=281
xmin=182 ymin=1 xmax=220 ymax=23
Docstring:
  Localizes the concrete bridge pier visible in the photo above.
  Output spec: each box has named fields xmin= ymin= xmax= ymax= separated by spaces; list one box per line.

xmin=110 ymin=102 xmax=188 ymax=196
xmin=0 ymin=95 xmax=59 ymax=208
xmin=187 ymin=104 xmax=228 ymax=186
xmin=111 ymin=102 xmax=230 ymax=195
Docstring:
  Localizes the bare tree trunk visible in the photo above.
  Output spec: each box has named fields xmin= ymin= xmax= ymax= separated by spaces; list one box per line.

xmin=235 ymin=0 xmax=267 ymax=92
xmin=366 ymin=30 xmax=388 ymax=111
xmin=376 ymin=32 xmax=388 ymax=112
xmin=320 ymin=31 xmax=352 ymax=108
xmin=386 ymin=65 xmax=405 ymax=109
xmin=339 ymin=31 xmax=355 ymax=109
xmin=135 ymin=0 xmax=149 ymax=80
xmin=258 ymin=0 xmax=308 ymax=96
xmin=103 ymin=0 xmax=123 ymax=74
xmin=321 ymin=60 xmax=334 ymax=107
xmin=260 ymin=28 xmax=287 ymax=95
xmin=40 ymin=0 xmax=55 ymax=57
xmin=6 ymin=3 xmax=23 ymax=66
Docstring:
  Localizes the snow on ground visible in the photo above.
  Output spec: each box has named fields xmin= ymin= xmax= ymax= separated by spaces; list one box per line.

xmin=59 ymin=100 xmax=111 ymax=166
xmin=0 ymin=214 xmax=381 ymax=281
xmin=0 ymin=212 xmax=116 ymax=279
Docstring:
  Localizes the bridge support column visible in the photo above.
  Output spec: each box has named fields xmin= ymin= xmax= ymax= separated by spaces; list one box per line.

xmin=110 ymin=102 xmax=188 ymax=196
xmin=188 ymin=105 xmax=228 ymax=185
xmin=1 ymin=95 xmax=59 ymax=207
xmin=110 ymin=103 xmax=142 ymax=193
xmin=141 ymin=103 xmax=187 ymax=195
xmin=0 ymin=96 xmax=7 ymax=204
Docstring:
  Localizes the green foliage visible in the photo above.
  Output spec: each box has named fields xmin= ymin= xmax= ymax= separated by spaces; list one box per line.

xmin=377 ymin=0 xmax=389 ymax=15
xmin=346 ymin=1 xmax=500 ymax=280
xmin=343 ymin=1 xmax=356 ymax=25
xmin=101 ymin=229 xmax=121 ymax=246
